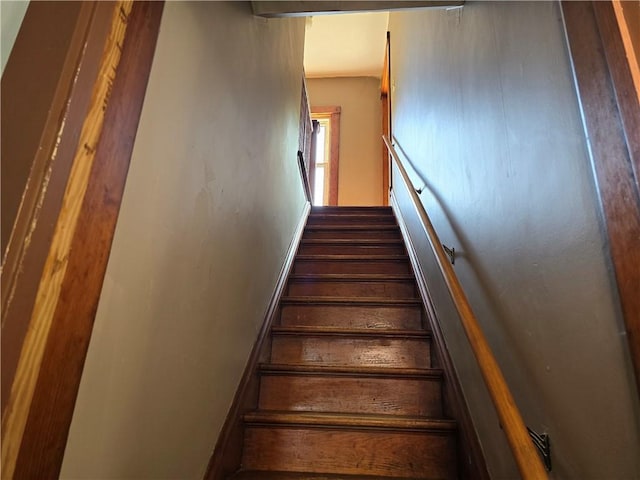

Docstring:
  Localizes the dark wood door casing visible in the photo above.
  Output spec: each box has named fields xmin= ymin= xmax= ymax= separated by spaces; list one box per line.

xmin=561 ymin=1 xmax=640 ymax=394
xmin=1 ymin=2 xmax=164 ymax=478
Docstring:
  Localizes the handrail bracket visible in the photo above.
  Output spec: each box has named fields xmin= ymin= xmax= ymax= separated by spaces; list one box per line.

xmin=442 ymin=244 xmax=455 ymax=265
xmin=527 ymin=427 xmax=552 ymax=472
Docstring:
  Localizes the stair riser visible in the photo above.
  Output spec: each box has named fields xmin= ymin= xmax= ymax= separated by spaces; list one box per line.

xmin=270 ymin=336 xmax=431 ymax=368
xmin=303 ymin=230 xmax=401 ymax=240
xmin=307 ymin=216 xmax=397 ymax=225
xmin=298 ymin=244 xmax=405 ymax=255
xmin=259 ymin=375 xmax=442 ymax=416
xmin=279 ymin=304 xmax=423 ymax=330
xmin=287 ymin=281 xmax=415 ymax=298
xmin=293 ymin=260 xmax=410 ymax=275
xmin=242 ymin=427 xmax=457 ymax=478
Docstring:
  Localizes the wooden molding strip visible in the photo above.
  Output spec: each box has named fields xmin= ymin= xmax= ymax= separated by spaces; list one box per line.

xmin=561 ymin=1 xmax=640 ymax=394
xmin=390 ymin=190 xmax=490 ymax=480
xmin=205 ymin=201 xmax=312 ymax=480
xmin=0 ymin=1 xmax=116 ymax=417
xmin=3 ymin=2 xmax=164 ymax=477
xmin=1 ymin=3 xmax=133 ymax=477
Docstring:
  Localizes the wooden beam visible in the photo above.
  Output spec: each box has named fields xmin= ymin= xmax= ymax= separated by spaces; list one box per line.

xmin=2 ymin=2 xmax=164 ymax=477
xmin=561 ymin=1 xmax=640 ymax=393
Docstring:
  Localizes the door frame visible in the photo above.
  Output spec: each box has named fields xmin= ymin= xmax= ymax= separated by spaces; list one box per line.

xmin=0 ymin=2 xmax=164 ymax=477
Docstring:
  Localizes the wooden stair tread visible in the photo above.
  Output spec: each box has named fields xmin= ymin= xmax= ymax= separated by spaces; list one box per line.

xmin=271 ymin=325 xmax=430 ymax=338
xmin=259 ymin=363 xmax=443 ymax=379
xmin=296 ymin=255 xmax=407 ymax=261
xmin=304 ymin=224 xmax=400 ymax=230
xmin=281 ymin=296 xmax=422 ymax=306
xmin=289 ymin=273 xmax=414 ymax=281
xmin=244 ymin=411 xmax=456 ymax=431
xmin=311 ymin=206 xmax=393 ymax=212
xmin=308 ymin=213 xmax=395 ymax=218
xmin=230 ymin=471 xmax=428 ymax=480
xmin=301 ymin=238 xmax=403 ymax=244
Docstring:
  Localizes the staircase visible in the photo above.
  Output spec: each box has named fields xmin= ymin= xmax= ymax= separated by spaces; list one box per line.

xmin=230 ymin=206 xmax=458 ymax=479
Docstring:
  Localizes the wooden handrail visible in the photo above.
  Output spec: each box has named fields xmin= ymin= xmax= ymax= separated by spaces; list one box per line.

xmin=383 ymin=135 xmax=548 ymax=480
xmin=297 ymin=150 xmax=313 ymax=203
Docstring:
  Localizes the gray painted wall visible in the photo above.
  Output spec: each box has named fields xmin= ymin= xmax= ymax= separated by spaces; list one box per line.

xmin=389 ymin=2 xmax=640 ymax=478
xmin=306 ymin=76 xmax=383 ymax=205
xmin=61 ymin=3 xmax=305 ymax=478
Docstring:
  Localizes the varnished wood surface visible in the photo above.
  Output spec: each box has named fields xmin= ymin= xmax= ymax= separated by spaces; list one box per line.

xmin=279 ymin=303 xmax=423 ymax=330
xmin=242 ymin=427 xmax=457 ymax=478
xmin=287 ymin=276 xmax=416 ymax=298
xmin=311 ymin=206 xmax=393 ymax=214
xmin=231 ymin=471 xmax=435 ymax=480
xmin=307 ymin=213 xmax=397 ymax=225
xmin=298 ymin=240 xmax=405 ymax=255
xmin=220 ymin=208 xmax=463 ymax=478
xmin=1 ymin=0 xmax=110 ymax=418
xmin=258 ymin=370 xmax=443 ymax=417
xmin=245 ymin=411 xmax=456 ymax=431
xmin=293 ymin=257 xmax=411 ymax=275
xmin=11 ymin=3 xmax=164 ymax=478
xmin=562 ymin=0 xmax=640 ymax=395
xmin=271 ymin=325 xmax=430 ymax=337
xmin=2 ymin=3 xmax=134 ymax=478
xmin=270 ymin=333 xmax=431 ymax=368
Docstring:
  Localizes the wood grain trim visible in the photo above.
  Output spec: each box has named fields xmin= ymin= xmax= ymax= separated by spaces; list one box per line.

xmin=205 ymin=202 xmax=312 ymax=480
xmin=561 ymin=1 xmax=640 ymax=394
xmin=1 ymin=1 xmax=115 ymax=416
xmin=612 ymin=1 xmax=640 ymax=105
xmin=8 ymin=3 xmax=164 ymax=477
xmin=390 ymin=190 xmax=490 ymax=480
xmin=593 ymin=1 xmax=640 ymax=189
xmin=1 ymin=3 xmax=133 ymax=477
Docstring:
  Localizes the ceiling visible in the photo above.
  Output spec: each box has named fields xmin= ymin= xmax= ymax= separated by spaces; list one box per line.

xmin=303 ymin=12 xmax=389 ymax=78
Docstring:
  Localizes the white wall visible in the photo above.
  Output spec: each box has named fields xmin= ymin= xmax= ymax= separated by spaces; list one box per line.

xmin=306 ymin=77 xmax=383 ymax=205
xmin=61 ymin=3 xmax=305 ymax=478
xmin=1 ymin=0 xmax=29 ymax=74
xmin=389 ymin=2 xmax=640 ymax=478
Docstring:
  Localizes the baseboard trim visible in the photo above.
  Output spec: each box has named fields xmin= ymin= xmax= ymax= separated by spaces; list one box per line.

xmin=390 ymin=191 xmax=489 ymax=480
xmin=204 ymin=200 xmax=311 ymax=480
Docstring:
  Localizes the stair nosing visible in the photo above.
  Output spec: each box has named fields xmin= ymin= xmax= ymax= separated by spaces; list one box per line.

xmin=271 ymin=326 xmax=430 ymax=339
xmin=295 ymin=254 xmax=408 ymax=261
xmin=244 ymin=410 xmax=456 ymax=432
xmin=304 ymin=224 xmax=400 ymax=230
xmin=231 ymin=472 xmax=429 ymax=480
xmin=259 ymin=363 xmax=443 ymax=379
xmin=300 ymin=238 xmax=404 ymax=244
xmin=288 ymin=273 xmax=414 ymax=282
xmin=280 ymin=296 xmax=422 ymax=306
